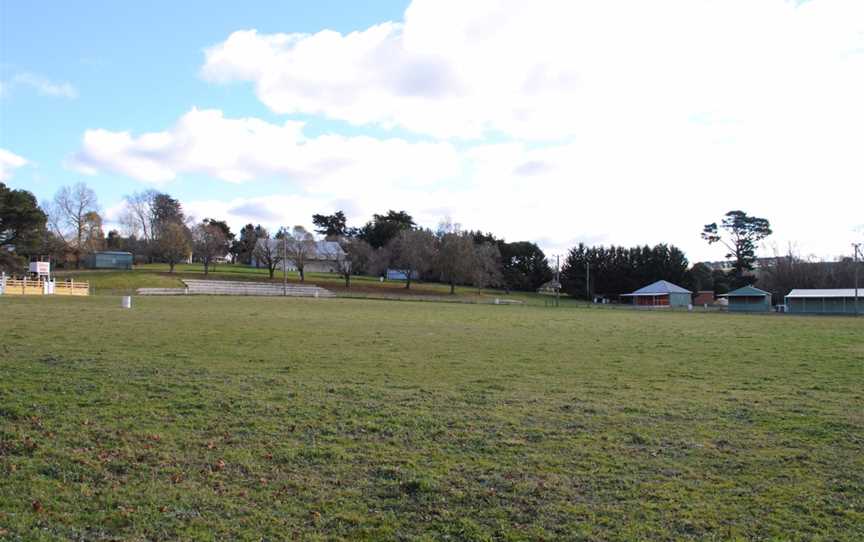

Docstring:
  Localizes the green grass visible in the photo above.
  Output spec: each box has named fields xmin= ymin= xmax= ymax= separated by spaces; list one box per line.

xmin=1 ymin=295 xmax=862 ymax=540
xmin=53 ymin=264 xmax=522 ymax=300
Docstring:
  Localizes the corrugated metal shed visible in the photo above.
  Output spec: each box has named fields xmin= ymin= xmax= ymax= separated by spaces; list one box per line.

xmin=786 ymin=289 xmax=860 ymax=298
xmin=722 ymin=285 xmax=772 ymax=312
xmin=785 ymin=289 xmax=861 ymax=315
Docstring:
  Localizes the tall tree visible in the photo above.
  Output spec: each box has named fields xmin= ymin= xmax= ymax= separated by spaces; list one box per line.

xmin=388 ymin=228 xmax=437 ymax=289
xmin=499 ymin=241 xmax=552 ymax=291
xmin=283 ymin=225 xmax=317 ymax=282
xmin=151 ymin=194 xmax=185 ymax=237
xmin=120 ymin=189 xmax=159 ymax=241
xmin=471 ymin=242 xmax=504 ymax=292
xmin=702 ymin=210 xmax=772 ymax=282
xmin=358 ymin=210 xmax=415 ymax=249
xmin=437 ymin=228 xmax=475 ymax=294
xmin=81 ymin=211 xmax=106 ymax=255
xmin=560 ymin=242 xmax=691 ymax=299
xmin=0 ymin=182 xmax=47 ymax=253
xmin=685 ymin=262 xmax=714 ymax=292
xmin=192 ymin=221 xmax=229 ymax=275
xmin=158 ymin=221 xmax=191 ymax=273
xmin=312 ymin=211 xmax=348 ymax=239
xmin=232 ymin=223 xmax=265 ymax=265
xmin=47 ymin=182 xmax=99 ymax=268
xmin=333 ymin=237 xmax=373 ymax=288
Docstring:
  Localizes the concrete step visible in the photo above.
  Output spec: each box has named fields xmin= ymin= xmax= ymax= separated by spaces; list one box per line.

xmin=180 ymin=279 xmax=334 ymax=298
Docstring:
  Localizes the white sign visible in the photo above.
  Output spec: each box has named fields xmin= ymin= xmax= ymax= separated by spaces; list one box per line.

xmin=29 ymin=261 xmax=50 ymax=275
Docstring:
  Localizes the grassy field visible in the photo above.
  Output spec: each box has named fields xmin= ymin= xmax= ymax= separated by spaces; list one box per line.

xmin=52 ymin=264 xmax=543 ymax=303
xmin=0 ymin=295 xmax=862 ymax=540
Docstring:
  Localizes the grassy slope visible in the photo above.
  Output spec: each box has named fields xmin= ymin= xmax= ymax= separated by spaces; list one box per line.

xmin=52 ymin=263 xmax=577 ymax=307
xmin=0 ymin=296 xmax=862 ymax=540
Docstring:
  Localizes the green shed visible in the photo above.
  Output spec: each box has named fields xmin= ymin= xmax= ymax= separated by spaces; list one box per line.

xmin=85 ymin=251 xmax=133 ymax=270
xmin=722 ymin=285 xmax=772 ymax=312
xmin=785 ymin=289 xmax=861 ymax=315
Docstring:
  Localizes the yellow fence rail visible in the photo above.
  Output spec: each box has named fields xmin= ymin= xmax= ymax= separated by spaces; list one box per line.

xmin=0 ymin=279 xmax=90 ymax=296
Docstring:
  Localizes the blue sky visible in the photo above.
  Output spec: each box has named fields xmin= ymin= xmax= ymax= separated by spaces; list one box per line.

xmin=2 ymin=0 xmax=862 ymax=261
xmin=1 ymin=1 xmax=409 ymax=207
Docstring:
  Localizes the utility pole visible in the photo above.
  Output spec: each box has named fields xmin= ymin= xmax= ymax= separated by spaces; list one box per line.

xmin=555 ymin=254 xmax=560 ymax=307
xmin=283 ymin=235 xmax=288 ymax=297
xmin=854 ymin=243 xmax=861 ymax=316
xmin=585 ymin=260 xmax=590 ymax=307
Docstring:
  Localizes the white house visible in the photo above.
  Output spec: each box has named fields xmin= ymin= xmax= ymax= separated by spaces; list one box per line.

xmin=251 ymin=239 xmax=345 ymax=273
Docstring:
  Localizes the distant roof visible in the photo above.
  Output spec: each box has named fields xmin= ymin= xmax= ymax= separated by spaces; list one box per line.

xmin=256 ymin=239 xmax=345 ymax=260
xmin=722 ymin=285 xmax=771 ymax=297
xmin=786 ymin=289 xmax=861 ymax=298
xmin=94 ymin=251 xmax=133 ymax=256
xmin=622 ymin=280 xmax=691 ymax=296
xmin=537 ymin=280 xmax=562 ymax=293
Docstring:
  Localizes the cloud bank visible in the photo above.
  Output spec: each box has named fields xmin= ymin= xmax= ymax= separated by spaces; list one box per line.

xmin=75 ymin=0 xmax=864 ymax=260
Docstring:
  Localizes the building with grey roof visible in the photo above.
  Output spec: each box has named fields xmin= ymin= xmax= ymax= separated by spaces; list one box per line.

xmin=620 ymin=280 xmax=692 ymax=307
xmin=785 ymin=289 xmax=861 ymax=315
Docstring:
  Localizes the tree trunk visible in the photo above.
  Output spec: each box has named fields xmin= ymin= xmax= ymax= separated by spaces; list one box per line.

xmin=169 ymin=261 xmax=175 ymax=273
xmin=268 ymin=266 xmax=275 ymax=279
xmin=450 ymin=280 xmax=455 ymax=294
xmin=344 ymin=274 xmax=350 ymax=288
xmin=204 ymin=261 xmax=209 ymax=276
xmin=405 ymin=273 xmax=411 ymax=289
xmin=299 ymin=268 xmax=305 ymax=282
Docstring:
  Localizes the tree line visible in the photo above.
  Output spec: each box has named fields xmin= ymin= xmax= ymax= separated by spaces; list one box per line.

xmin=0 ymin=182 xmax=553 ymax=292
xmin=3 ymin=181 xmax=857 ymax=297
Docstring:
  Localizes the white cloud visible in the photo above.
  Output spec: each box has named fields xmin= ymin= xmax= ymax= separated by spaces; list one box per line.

xmin=201 ymin=0 xmax=864 ymax=140
xmin=4 ymin=72 xmax=78 ymax=99
xmin=76 ymin=1 xmax=864 ymax=261
xmin=70 ymin=108 xmax=461 ymax=186
xmin=0 ymin=148 xmax=29 ymax=181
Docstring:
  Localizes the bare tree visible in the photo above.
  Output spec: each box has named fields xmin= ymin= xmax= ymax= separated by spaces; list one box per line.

xmin=192 ymin=221 xmax=229 ymax=276
xmin=48 ymin=182 xmax=99 ymax=268
xmin=252 ymin=231 xmax=282 ymax=279
xmin=437 ymin=224 xmax=474 ymax=294
xmin=388 ymin=228 xmax=436 ymax=289
xmin=283 ymin=226 xmax=317 ymax=282
xmin=471 ymin=242 xmax=503 ymax=292
xmin=334 ymin=237 xmax=373 ymax=288
xmin=120 ymin=189 xmax=159 ymax=241
xmin=158 ymin=222 xmax=192 ymax=273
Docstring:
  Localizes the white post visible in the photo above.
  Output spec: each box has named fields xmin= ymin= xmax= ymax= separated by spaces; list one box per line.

xmin=122 ymin=296 xmax=132 ymax=309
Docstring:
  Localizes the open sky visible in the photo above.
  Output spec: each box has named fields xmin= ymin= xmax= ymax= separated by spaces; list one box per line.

xmin=1 ymin=0 xmax=862 ymax=262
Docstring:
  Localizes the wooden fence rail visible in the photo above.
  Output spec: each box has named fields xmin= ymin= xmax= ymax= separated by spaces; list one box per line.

xmin=0 ymin=279 xmax=90 ymax=296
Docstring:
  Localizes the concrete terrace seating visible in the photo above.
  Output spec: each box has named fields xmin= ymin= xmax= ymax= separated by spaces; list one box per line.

xmin=136 ymin=287 xmax=188 ymax=296
xmin=180 ymin=279 xmax=334 ymax=298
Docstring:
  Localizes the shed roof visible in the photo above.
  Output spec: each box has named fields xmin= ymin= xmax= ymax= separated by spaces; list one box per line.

xmin=722 ymin=285 xmax=771 ymax=297
xmin=621 ymin=280 xmax=691 ymax=296
xmin=786 ymin=289 xmax=861 ymax=298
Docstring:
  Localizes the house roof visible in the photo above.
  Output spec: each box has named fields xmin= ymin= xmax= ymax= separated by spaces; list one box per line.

xmin=722 ymin=285 xmax=771 ymax=297
xmin=621 ymin=280 xmax=691 ymax=296
xmin=537 ymin=279 xmax=562 ymax=292
xmin=786 ymin=288 xmax=861 ymax=298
